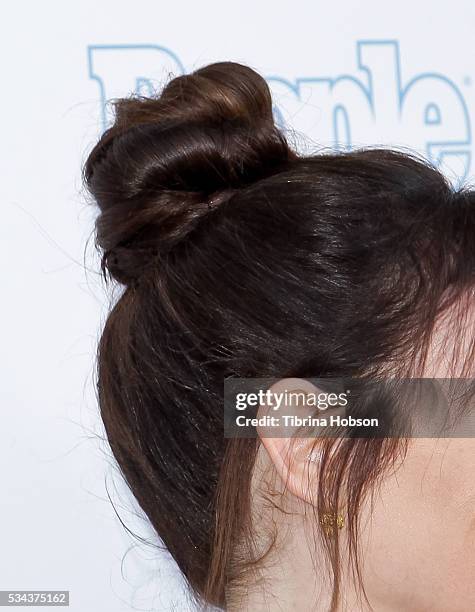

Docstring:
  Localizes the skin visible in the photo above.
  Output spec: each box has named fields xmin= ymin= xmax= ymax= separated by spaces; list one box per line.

xmin=227 ymin=295 xmax=475 ymax=611
xmin=355 ymin=436 xmax=475 ymax=611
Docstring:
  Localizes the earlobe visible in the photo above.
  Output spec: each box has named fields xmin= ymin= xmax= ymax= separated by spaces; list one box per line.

xmin=260 ymin=434 xmax=322 ymax=504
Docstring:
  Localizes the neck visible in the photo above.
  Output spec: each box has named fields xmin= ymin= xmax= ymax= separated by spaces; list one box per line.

xmin=226 ymin=531 xmax=328 ymax=612
xmin=225 ymin=448 xmax=334 ymax=612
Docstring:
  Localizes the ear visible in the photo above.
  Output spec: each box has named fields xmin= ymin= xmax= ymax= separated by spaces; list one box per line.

xmin=256 ymin=377 xmax=326 ymax=505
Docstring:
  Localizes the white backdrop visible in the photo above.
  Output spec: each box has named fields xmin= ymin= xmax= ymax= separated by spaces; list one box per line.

xmin=2 ymin=2 xmax=475 ymax=610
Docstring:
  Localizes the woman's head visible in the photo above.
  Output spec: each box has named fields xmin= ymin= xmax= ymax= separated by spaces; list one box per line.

xmin=82 ymin=61 xmax=475 ymax=610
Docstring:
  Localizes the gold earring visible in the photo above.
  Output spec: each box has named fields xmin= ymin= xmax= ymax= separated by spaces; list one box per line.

xmin=319 ymin=511 xmax=345 ymax=536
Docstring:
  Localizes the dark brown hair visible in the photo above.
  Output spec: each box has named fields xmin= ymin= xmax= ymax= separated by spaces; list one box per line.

xmin=82 ymin=61 xmax=475 ymax=610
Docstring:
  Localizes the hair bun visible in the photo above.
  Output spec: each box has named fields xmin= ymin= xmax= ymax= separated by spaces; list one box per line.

xmin=83 ymin=61 xmax=296 ymax=285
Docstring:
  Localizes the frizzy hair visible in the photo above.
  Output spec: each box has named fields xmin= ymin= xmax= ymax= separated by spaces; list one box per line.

xmin=82 ymin=61 xmax=475 ymax=610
